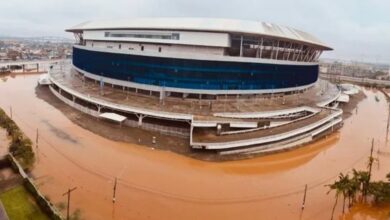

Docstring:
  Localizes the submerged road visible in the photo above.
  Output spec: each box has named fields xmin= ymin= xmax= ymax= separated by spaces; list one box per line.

xmin=320 ymin=73 xmax=390 ymax=87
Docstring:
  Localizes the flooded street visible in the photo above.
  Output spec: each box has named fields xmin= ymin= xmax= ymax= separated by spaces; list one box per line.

xmin=0 ymin=73 xmax=389 ymax=220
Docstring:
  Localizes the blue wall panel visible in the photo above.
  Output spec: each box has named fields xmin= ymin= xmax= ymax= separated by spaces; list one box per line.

xmin=73 ymin=47 xmax=318 ymax=91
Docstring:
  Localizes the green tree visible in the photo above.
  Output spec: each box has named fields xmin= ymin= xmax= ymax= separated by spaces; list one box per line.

xmin=352 ymin=169 xmax=370 ymax=202
xmin=327 ymin=173 xmax=344 ymax=220
xmin=367 ymin=181 xmax=390 ymax=204
xmin=337 ymin=173 xmax=350 ymax=213
xmin=344 ymin=174 xmax=359 ymax=208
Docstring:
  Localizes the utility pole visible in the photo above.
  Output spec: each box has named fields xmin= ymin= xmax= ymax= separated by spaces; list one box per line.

xmin=9 ymin=106 xmax=12 ymax=119
xmin=62 ymin=187 xmax=77 ymax=220
xmin=368 ymin=139 xmax=374 ymax=183
xmin=112 ymin=177 xmax=117 ymax=203
xmin=301 ymin=184 xmax=308 ymax=210
xmin=363 ymin=138 xmax=375 ymax=201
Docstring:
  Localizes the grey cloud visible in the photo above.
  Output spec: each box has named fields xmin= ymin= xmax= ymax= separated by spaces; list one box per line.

xmin=0 ymin=0 xmax=389 ymax=63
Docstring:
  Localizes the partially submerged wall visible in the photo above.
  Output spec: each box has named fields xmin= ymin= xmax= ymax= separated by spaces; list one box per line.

xmin=7 ymin=154 xmax=63 ymax=220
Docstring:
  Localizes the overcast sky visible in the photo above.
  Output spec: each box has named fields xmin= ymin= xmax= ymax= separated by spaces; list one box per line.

xmin=1 ymin=0 xmax=389 ymax=63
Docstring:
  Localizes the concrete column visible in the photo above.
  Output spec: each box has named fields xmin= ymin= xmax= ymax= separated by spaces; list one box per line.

xmin=239 ymin=35 xmax=243 ymax=57
xmin=160 ymin=90 xmax=165 ymax=101
xmin=138 ymin=115 xmax=144 ymax=127
xmin=97 ymin=105 xmax=102 ymax=114
xmin=72 ymin=95 xmax=76 ymax=103
xmin=217 ymin=124 xmax=222 ymax=136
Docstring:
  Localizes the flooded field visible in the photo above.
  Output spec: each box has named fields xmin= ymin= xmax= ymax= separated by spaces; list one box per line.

xmin=0 ymin=73 xmax=389 ymax=220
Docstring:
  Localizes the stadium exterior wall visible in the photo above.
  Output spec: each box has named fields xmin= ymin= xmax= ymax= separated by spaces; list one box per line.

xmin=73 ymin=46 xmax=319 ymax=93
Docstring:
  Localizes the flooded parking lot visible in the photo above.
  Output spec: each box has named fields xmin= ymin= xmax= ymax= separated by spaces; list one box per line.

xmin=0 ymin=73 xmax=389 ymax=220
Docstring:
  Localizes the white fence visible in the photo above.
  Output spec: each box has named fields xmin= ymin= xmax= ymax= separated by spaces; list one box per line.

xmin=50 ymin=86 xmax=189 ymax=138
xmin=50 ymin=86 xmax=100 ymax=117
xmin=124 ymin=120 xmax=189 ymax=138
xmin=192 ymin=109 xmax=343 ymax=149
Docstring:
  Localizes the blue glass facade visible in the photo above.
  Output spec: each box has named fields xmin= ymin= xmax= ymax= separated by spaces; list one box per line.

xmin=73 ymin=47 xmax=318 ymax=91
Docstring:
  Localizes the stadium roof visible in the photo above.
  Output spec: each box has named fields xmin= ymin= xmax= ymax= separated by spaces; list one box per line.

xmin=67 ymin=17 xmax=332 ymax=50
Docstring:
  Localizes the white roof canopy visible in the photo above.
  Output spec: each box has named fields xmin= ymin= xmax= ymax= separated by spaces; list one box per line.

xmin=99 ymin=112 xmax=127 ymax=123
xmin=67 ymin=17 xmax=332 ymax=50
xmin=337 ymin=94 xmax=350 ymax=103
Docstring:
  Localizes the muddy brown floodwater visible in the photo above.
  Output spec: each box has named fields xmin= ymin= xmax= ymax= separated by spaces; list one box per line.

xmin=0 ymin=73 xmax=389 ymax=220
